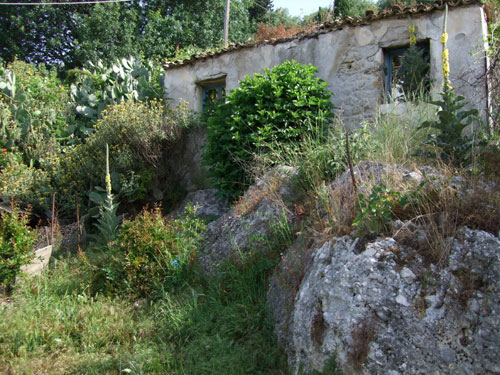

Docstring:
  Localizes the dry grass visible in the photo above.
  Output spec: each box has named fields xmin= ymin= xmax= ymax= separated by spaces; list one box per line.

xmin=393 ymin=165 xmax=500 ymax=264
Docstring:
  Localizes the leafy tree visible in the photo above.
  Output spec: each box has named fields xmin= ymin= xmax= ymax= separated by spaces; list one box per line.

xmin=0 ymin=1 xmax=93 ymax=66
xmin=71 ymin=3 xmax=140 ymax=68
xmin=303 ymin=7 xmax=335 ymax=24
xmin=0 ymin=0 xmax=259 ymax=68
xmin=377 ymin=0 xmax=435 ymax=11
xmin=333 ymin=0 xmax=374 ymax=18
xmin=248 ymin=0 xmax=273 ymax=23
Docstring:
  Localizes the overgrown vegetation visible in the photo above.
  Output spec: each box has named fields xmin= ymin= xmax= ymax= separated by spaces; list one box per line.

xmin=203 ymin=60 xmax=334 ymax=199
xmin=1 ymin=2 xmax=500 ymax=375
xmin=0 ymin=206 xmax=289 ymax=375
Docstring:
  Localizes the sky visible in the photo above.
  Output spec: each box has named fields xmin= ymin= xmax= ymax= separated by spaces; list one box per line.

xmin=272 ymin=0 xmax=335 ymax=17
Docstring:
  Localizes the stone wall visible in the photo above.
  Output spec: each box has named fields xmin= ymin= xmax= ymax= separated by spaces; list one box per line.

xmin=164 ymin=4 xmax=489 ymax=126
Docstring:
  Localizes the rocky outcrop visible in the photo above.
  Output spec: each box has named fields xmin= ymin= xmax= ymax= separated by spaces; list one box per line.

xmin=175 ymin=188 xmax=229 ymax=221
xmin=195 ymin=160 xmax=499 ymax=373
xmin=197 ymin=166 xmax=300 ymax=273
xmin=269 ymin=228 xmax=500 ymax=375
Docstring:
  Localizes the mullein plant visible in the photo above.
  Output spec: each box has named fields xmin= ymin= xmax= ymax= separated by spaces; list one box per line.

xmin=419 ymin=4 xmax=479 ymax=166
xmin=91 ymin=144 xmax=122 ymax=247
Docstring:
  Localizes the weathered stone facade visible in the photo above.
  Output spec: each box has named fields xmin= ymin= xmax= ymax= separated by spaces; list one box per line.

xmin=163 ymin=1 xmax=489 ymax=126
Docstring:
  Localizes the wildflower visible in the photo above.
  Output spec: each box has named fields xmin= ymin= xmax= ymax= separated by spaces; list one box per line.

xmin=440 ymin=5 xmax=452 ymax=91
xmin=2 ymin=149 xmax=6 ymax=152
xmin=440 ymin=32 xmax=448 ymax=45
xmin=408 ymin=23 xmax=417 ymax=46
xmin=172 ymin=258 xmax=180 ymax=268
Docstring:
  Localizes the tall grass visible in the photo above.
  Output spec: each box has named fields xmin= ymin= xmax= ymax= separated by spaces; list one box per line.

xmin=369 ymin=102 xmax=437 ymax=166
xmin=0 ymin=227 xmax=290 ymax=375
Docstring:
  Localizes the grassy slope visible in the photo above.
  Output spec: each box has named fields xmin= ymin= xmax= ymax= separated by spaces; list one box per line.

xmin=0 ymin=253 xmax=288 ymax=375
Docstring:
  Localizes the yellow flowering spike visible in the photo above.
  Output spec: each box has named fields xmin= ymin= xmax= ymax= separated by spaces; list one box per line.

xmin=408 ymin=17 xmax=417 ymax=46
xmin=440 ymin=4 xmax=451 ymax=91
xmin=440 ymin=32 xmax=448 ymax=45
xmin=105 ymin=144 xmax=112 ymax=195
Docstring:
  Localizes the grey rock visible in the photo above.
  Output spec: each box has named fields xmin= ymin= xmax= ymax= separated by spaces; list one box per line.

xmin=198 ymin=166 xmax=300 ymax=273
xmin=270 ymin=227 xmax=500 ymax=375
xmin=175 ymin=188 xmax=228 ymax=220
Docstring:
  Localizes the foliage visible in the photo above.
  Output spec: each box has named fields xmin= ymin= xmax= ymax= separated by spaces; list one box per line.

xmin=257 ymin=121 xmax=374 ymax=197
xmin=0 ymin=240 xmax=289 ymax=374
xmin=334 ymin=0 xmax=375 ymax=18
xmin=0 ymin=205 xmax=37 ymax=291
xmin=254 ymin=21 xmax=319 ymax=41
xmin=0 ymin=0 xmax=93 ymax=66
xmin=265 ymin=7 xmax=300 ymax=27
xmin=394 ymin=44 xmax=431 ymax=100
xmin=70 ymin=3 xmax=141 ymax=68
xmin=485 ymin=0 xmax=500 ymax=131
xmin=353 ymin=182 xmax=423 ymax=237
xmin=418 ymin=89 xmax=480 ymax=166
xmin=53 ymin=99 xmax=195 ymax=216
xmin=377 ymin=0 xmax=435 ymax=11
xmin=0 ymin=59 xmax=72 ymax=164
xmin=88 ymin=145 xmax=122 ymax=248
xmin=203 ymin=60 xmax=334 ymax=199
xmin=67 ymin=56 xmax=164 ymax=137
xmin=0 ymin=158 xmax=52 ymax=213
xmin=369 ymin=100 xmax=436 ymax=166
xmin=0 ymin=0 xmax=263 ymax=68
xmin=91 ymin=204 xmax=206 ymax=298
xmin=248 ymin=0 xmax=274 ymax=23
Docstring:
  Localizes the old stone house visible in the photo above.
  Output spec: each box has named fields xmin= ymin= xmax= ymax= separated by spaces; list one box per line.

xmin=163 ymin=0 xmax=490 ymax=126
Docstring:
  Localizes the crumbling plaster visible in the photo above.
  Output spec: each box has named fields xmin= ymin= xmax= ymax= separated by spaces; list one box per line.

xmin=164 ymin=4 xmax=488 ymax=126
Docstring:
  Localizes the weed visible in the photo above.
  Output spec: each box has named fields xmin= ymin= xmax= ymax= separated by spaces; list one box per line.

xmin=406 ymin=172 xmax=500 ymax=264
xmin=353 ymin=182 xmax=423 ymax=238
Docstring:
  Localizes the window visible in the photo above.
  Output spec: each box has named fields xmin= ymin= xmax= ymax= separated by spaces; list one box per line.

xmin=385 ymin=41 xmax=430 ymax=102
xmin=198 ymin=76 xmax=226 ymax=112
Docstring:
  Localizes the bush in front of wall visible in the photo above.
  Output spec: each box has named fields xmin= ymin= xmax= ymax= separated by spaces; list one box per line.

xmin=203 ymin=60 xmax=335 ymax=200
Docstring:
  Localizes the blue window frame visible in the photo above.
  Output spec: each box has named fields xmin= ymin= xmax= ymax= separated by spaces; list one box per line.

xmin=202 ymin=82 xmax=226 ymax=111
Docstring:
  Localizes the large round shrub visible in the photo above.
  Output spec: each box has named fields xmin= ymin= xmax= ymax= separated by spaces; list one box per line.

xmin=203 ymin=60 xmax=334 ymax=199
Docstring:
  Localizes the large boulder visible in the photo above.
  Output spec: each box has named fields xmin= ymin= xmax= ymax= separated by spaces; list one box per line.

xmin=197 ymin=166 xmax=300 ymax=273
xmin=269 ymin=227 xmax=500 ymax=374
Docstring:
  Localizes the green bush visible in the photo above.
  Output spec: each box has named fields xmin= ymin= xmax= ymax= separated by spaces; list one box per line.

xmin=52 ymin=99 xmax=196 ymax=216
xmin=0 ymin=157 xmax=52 ymax=212
xmin=0 ymin=205 xmax=37 ymax=291
xmin=203 ymin=60 xmax=334 ymax=199
xmin=93 ymin=204 xmax=206 ymax=298
xmin=0 ymin=59 xmax=72 ymax=165
xmin=353 ymin=182 xmax=423 ymax=238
